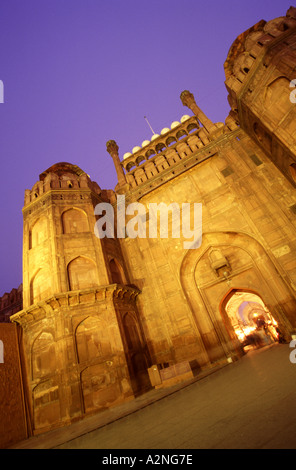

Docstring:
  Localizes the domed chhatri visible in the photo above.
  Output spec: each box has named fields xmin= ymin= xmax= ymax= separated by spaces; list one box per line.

xmin=39 ymin=162 xmax=86 ymax=180
xmin=132 ymin=146 xmax=142 ymax=154
xmin=181 ymin=115 xmax=190 ymax=122
xmin=151 ymin=134 xmax=160 ymax=141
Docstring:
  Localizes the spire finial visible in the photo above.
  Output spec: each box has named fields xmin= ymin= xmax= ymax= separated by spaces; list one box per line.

xmin=180 ymin=89 xmax=216 ymax=133
xmin=106 ymin=140 xmax=126 ymax=187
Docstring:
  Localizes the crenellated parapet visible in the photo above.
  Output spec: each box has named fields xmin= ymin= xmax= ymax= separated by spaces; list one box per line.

xmin=24 ymin=162 xmax=102 ymax=207
xmin=121 ymin=116 xmax=199 ymax=170
xmin=119 ymin=115 xmax=206 ymax=189
xmin=115 ymin=113 xmax=238 ymax=194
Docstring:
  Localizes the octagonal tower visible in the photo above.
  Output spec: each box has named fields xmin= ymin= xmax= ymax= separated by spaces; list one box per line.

xmin=11 ymin=162 xmax=151 ymax=433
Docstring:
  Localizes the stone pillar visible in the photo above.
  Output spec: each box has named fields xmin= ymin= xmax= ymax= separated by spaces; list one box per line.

xmin=180 ymin=90 xmax=216 ymax=134
xmin=106 ymin=140 xmax=127 ymax=187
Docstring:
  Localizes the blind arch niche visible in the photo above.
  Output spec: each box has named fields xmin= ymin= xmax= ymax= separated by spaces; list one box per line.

xmin=67 ymin=256 xmax=98 ymax=291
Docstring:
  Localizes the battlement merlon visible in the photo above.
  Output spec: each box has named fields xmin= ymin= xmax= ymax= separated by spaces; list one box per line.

xmin=115 ymin=114 xmax=238 ymax=193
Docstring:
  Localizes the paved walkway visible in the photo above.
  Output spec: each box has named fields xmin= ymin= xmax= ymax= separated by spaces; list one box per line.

xmin=12 ymin=343 xmax=296 ymax=449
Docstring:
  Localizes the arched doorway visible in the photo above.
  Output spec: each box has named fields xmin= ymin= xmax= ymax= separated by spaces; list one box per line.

xmin=220 ymin=289 xmax=281 ymax=351
xmin=180 ymin=231 xmax=295 ymax=364
xmin=67 ymin=256 xmax=98 ymax=291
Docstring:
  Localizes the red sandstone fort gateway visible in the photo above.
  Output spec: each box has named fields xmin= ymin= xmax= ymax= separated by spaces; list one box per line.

xmin=1 ymin=6 xmax=296 ymax=448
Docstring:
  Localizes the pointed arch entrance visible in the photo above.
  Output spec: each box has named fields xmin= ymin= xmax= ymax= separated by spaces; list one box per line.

xmin=180 ymin=231 xmax=295 ymax=364
xmin=220 ymin=288 xmax=279 ymax=349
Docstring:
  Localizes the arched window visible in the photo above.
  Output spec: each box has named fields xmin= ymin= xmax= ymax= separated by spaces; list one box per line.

xmin=176 ymin=130 xmax=188 ymax=140
xmin=126 ymin=161 xmax=136 ymax=172
xmin=62 ymin=208 xmax=89 ymax=234
xmin=109 ymin=259 xmax=125 ymax=284
xmin=75 ymin=316 xmax=111 ymax=363
xmin=136 ymin=155 xmax=145 ymax=166
xmin=166 ymin=136 xmax=177 ymax=147
xmin=29 ymin=217 xmax=48 ymax=249
xmin=32 ymin=331 xmax=56 ymax=378
xmin=145 ymin=149 xmax=156 ymax=159
xmin=155 ymin=142 xmax=166 ymax=153
xmin=187 ymin=123 xmax=199 ymax=133
xmin=67 ymin=256 xmax=98 ymax=291
xmin=30 ymin=268 xmax=52 ymax=304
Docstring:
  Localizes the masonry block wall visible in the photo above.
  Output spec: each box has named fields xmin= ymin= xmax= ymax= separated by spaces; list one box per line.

xmin=119 ymin=126 xmax=296 ymax=367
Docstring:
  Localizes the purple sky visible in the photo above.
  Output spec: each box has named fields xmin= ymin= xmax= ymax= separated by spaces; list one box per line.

xmin=0 ymin=0 xmax=293 ymax=296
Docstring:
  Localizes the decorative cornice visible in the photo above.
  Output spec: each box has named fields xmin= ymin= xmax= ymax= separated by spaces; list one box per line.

xmin=22 ymin=189 xmax=101 ymax=216
xmin=10 ymin=284 xmax=141 ymax=326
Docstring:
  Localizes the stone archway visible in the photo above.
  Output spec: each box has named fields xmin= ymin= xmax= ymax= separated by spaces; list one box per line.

xmin=219 ymin=288 xmax=279 ymax=348
xmin=180 ymin=231 xmax=295 ymax=363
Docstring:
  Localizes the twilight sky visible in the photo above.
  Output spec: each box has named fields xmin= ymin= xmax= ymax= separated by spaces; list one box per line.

xmin=0 ymin=0 xmax=293 ymax=296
